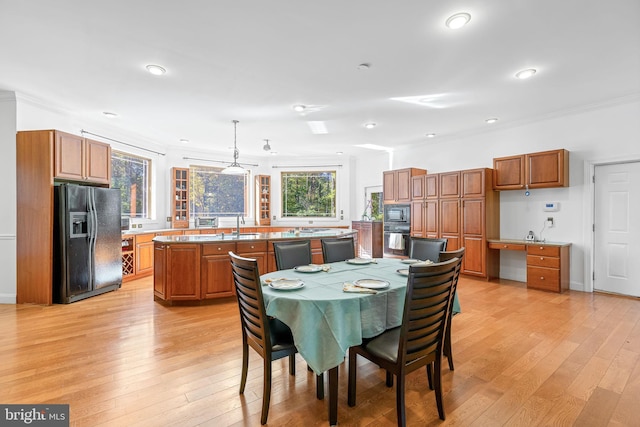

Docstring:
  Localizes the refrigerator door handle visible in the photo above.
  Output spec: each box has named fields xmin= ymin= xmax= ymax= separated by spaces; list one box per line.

xmin=87 ymin=189 xmax=98 ymax=288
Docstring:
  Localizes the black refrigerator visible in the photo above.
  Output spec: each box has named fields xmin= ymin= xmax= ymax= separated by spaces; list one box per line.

xmin=54 ymin=184 xmax=123 ymax=303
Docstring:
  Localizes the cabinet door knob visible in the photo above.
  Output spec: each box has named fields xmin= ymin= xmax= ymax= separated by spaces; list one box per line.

xmin=217 ymin=247 xmax=222 ymax=251
xmin=540 ymin=276 xmax=545 ymax=280
xmin=503 ymin=245 xmax=507 ymax=248
xmin=540 ymin=257 xmax=544 ymax=260
xmin=250 ymin=245 xmax=255 ymax=249
xmin=539 ymin=246 xmax=544 ymax=250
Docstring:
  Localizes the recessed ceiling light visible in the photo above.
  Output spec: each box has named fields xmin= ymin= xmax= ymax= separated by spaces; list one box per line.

xmin=357 ymin=63 xmax=370 ymax=71
xmin=103 ymin=112 xmax=118 ymax=118
xmin=307 ymin=121 xmax=328 ymax=134
xmin=485 ymin=117 xmax=498 ymax=124
xmin=445 ymin=13 xmax=471 ymax=29
xmin=146 ymin=64 xmax=166 ymax=76
xmin=364 ymin=122 xmax=377 ymax=129
xmin=336 ymin=151 xmax=344 ymax=155
xmin=293 ymin=104 xmax=307 ymax=112
xmin=515 ymin=68 xmax=537 ymax=79
xmin=180 ymin=139 xmax=189 ymax=144
xmin=426 ymin=133 xmax=437 ymax=138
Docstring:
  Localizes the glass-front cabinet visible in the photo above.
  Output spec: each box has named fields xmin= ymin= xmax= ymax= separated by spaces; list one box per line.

xmin=256 ymin=175 xmax=270 ymax=225
xmin=172 ymin=167 xmax=189 ymax=228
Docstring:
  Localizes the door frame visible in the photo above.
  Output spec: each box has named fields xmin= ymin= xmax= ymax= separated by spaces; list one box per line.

xmin=585 ymin=154 xmax=640 ymax=293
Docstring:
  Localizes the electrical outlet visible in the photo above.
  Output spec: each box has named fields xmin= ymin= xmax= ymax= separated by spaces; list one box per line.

xmin=546 ymin=217 xmax=554 ymax=227
xmin=166 ymin=216 xmax=171 ymax=222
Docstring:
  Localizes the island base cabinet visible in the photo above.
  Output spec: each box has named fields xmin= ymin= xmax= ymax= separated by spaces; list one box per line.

xmin=201 ymin=242 xmax=237 ymax=299
xmin=154 ymin=243 xmax=201 ymax=302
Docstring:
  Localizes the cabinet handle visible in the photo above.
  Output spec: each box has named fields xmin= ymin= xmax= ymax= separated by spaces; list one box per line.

xmin=540 ymin=276 xmax=545 ymax=280
xmin=250 ymin=245 xmax=255 ymax=249
xmin=503 ymin=245 xmax=508 ymax=248
xmin=217 ymin=247 xmax=222 ymax=251
xmin=540 ymin=257 xmax=544 ymax=260
xmin=539 ymin=246 xmax=544 ymax=250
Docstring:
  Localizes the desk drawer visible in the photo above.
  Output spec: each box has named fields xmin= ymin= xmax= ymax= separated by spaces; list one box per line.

xmin=527 ymin=245 xmax=561 ymax=257
xmin=527 ymin=266 xmax=561 ymax=292
xmin=488 ymin=242 xmax=526 ymax=251
xmin=527 ymin=254 xmax=560 ymax=268
xmin=237 ymin=241 xmax=268 ymax=254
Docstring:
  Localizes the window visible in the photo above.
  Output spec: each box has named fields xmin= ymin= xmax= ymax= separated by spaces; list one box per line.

xmin=281 ymin=171 xmax=336 ymax=218
xmin=111 ymin=151 xmax=151 ymax=218
xmin=190 ymin=165 xmax=248 ymax=217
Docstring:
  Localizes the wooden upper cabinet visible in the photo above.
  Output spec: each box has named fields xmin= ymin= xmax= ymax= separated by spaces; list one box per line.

xmin=54 ymin=131 xmax=111 ymax=185
xmin=425 ymin=174 xmax=439 ymax=199
xmin=493 ymin=155 xmax=525 ymax=190
xmin=383 ymin=168 xmax=426 ymax=203
xmin=439 ymin=171 xmax=461 ymax=198
xmin=493 ymin=149 xmax=569 ymax=190
xmin=527 ymin=149 xmax=569 ymax=188
xmin=411 ymin=176 xmax=425 ymax=200
xmin=85 ymin=139 xmax=111 ymax=184
xmin=462 ymin=168 xmax=488 ymax=198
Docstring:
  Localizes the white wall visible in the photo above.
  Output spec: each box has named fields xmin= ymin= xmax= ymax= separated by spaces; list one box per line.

xmin=356 ymin=96 xmax=640 ymax=291
xmin=0 ymin=91 xmax=17 ymax=303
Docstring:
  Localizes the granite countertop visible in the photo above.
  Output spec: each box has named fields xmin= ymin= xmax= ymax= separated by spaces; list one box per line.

xmin=153 ymin=229 xmax=356 ymax=243
xmin=487 ymin=238 xmax=571 ymax=246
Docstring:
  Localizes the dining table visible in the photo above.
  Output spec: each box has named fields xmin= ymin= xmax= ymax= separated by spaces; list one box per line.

xmin=260 ymin=257 xmax=461 ymax=426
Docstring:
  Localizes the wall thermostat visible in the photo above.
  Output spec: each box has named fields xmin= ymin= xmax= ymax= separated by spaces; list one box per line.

xmin=543 ymin=202 xmax=559 ymax=212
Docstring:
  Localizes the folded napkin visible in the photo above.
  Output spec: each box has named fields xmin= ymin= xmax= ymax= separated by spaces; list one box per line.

xmin=321 ymin=264 xmax=331 ymax=272
xmin=343 ymin=282 xmax=377 ymax=294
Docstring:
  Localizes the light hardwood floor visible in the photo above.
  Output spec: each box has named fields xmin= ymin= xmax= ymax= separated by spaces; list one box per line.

xmin=1 ymin=276 xmax=639 ymax=426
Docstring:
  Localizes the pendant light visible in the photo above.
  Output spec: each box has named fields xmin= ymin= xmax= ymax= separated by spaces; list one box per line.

xmin=222 ymin=120 xmax=246 ymax=175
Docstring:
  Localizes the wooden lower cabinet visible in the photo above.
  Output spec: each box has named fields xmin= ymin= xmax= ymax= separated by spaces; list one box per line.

xmin=440 ymin=199 xmax=461 ymax=250
xmin=135 ymin=234 xmax=155 ymax=276
xmin=201 ymin=242 xmax=237 ymax=299
xmin=526 ymin=244 xmax=570 ymax=292
xmin=351 ymin=221 xmax=383 ymax=258
xmin=154 ymin=233 xmax=356 ymax=303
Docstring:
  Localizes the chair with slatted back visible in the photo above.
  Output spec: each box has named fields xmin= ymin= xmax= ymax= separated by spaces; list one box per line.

xmin=321 ymin=237 xmax=356 ymax=263
xmin=229 ymin=251 xmax=298 ymax=425
xmin=408 ymin=237 xmax=448 ymax=262
xmin=270 ymin=240 xmax=326 ymax=399
xmin=347 ymin=257 xmax=462 ymax=426
xmin=273 ymin=240 xmax=312 ymax=270
xmin=438 ymin=247 xmax=465 ymax=371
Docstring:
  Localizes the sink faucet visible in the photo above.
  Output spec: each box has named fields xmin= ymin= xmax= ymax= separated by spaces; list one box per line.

xmin=235 ymin=214 xmax=245 ymax=236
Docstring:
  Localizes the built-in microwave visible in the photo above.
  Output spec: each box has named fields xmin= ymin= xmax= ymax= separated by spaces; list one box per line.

xmin=383 ymin=204 xmax=410 ymax=225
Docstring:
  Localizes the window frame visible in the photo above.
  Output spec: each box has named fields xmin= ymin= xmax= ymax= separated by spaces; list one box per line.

xmin=110 ymin=149 xmax=152 ymax=219
xmin=280 ymin=169 xmax=337 ymax=219
xmin=188 ymin=164 xmax=250 ymax=218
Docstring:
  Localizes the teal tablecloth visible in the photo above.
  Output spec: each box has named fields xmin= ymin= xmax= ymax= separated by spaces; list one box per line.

xmin=260 ymin=258 xmax=461 ymax=375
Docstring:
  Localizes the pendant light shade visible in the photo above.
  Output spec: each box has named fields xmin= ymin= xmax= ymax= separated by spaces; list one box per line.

xmin=222 ymin=120 xmax=246 ymax=175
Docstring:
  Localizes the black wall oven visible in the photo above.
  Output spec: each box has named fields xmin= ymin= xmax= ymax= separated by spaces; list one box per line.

xmin=383 ymin=204 xmax=410 ymax=256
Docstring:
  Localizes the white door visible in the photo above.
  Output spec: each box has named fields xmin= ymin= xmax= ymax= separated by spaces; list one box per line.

xmin=594 ymin=161 xmax=640 ymax=296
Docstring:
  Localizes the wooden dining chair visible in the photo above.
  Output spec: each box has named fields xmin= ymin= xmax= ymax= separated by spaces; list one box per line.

xmin=272 ymin=240 xmax=326 ymax=399
xmin=347 ymin=257 xmax=462 ymax=426
xmin=273 ymin=240 xmax=312 ymax=270
xmin=229 ymin=251 xmax=299 ymax=425
xmin=321 ymin=237 xmax=356 ymax=263
xmin=438 ymin=247 xmax=466 ymax=371
xmin=408 ymin=237 xmax=447 ymax=262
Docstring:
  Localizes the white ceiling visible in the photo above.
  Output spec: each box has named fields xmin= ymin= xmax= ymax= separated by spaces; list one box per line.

xmin=1 ymin=0 xmax=639 ymax=159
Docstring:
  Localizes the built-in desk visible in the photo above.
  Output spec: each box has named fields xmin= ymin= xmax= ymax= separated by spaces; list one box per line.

xmin=487 ymin=239 xmax=571 ymax=292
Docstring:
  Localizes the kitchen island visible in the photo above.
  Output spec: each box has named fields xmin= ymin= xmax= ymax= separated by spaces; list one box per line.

xmin=152 ymin=229 xmax=357 ymax=304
